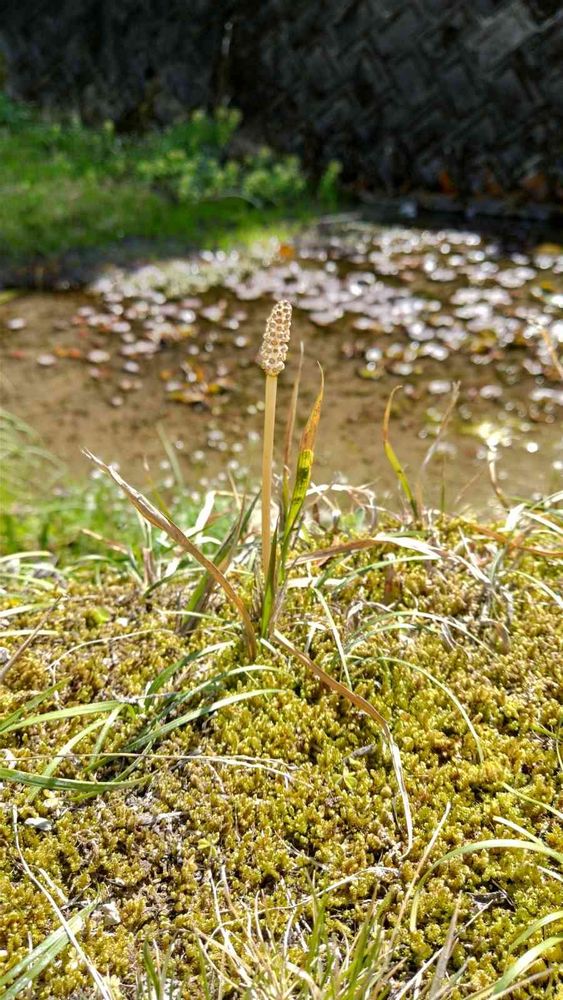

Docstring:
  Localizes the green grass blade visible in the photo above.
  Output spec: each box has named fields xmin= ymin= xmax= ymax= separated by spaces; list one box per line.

xmin=411 ymin=839 xmax=563 ymax=930
xmin=0 ymin=765 xmax=140 ymax=793
xmin=125 ymin=687 xmax=281 ymax=751
xmin=1 ymin=700 xmax=132 ymax=736
xmin=275 ymin=630 xmax=413 ymax=855
xmin=280 ymin=369 xmax=324 ymax=576
xmin=492 ymin=935 xmax=563 ymax=995
xmin=84 ymin=450 xmax=257 ymax=659
xmin=0 ymin=902 xmax=97 ymax=996
xmin=381 ymin=656 xmax=483 ymax=763
xmin=27 ymin=717 xmax=107 ymax=803
xmin=0 ymin=683 xmax=62 ymax=735
xmin=509 ymin=910 xmax=563 ymax=952
xmin=260 ymin=523 xmax=278 ymax=637
xmin=146 ymin=644 xmax=224 ymax=697
xmin=383 ymin=387 xmax=419 ymax=521
xmin=182 ymin=496 xmax=257 ymax=633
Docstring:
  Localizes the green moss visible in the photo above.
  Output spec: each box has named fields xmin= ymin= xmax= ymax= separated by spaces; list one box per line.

xmin=0 ymin=515 xmax=561 ymax=996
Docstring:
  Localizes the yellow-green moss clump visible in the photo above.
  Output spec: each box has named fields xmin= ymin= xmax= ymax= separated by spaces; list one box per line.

xmin=0 ymin=515 xmax=562 ymax=997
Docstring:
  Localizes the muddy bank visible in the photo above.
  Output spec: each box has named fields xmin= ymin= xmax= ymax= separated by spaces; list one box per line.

xmin=1 ymin=220 xmax=561 ymax=514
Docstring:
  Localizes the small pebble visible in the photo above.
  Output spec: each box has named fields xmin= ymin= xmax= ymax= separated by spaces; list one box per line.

xmin=100 ymin=901 xmax=121 ymax=927
xmin=24 ymin=817 xmax=53 ymax=832
xmin=37 ymin=353 xmax=56 ymax=367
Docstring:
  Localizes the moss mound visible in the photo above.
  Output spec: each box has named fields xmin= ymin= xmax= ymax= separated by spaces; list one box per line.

xmin=0 ymin=515 xmax=562 ymax=997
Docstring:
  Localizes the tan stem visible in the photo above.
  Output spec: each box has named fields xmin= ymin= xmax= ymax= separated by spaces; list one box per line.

xmin=261 ymin=373 xmax=278 ymax=576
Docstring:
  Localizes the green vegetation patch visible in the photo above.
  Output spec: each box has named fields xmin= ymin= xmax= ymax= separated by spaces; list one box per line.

xmin=0 ymin=514 xmax=561 ymax=997
xmin=0 ymin=96 xmax=341 ymax=262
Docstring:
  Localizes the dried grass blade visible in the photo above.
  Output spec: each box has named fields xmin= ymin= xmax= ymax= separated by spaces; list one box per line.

xmin=274 ymin=630 xmax=413 ymax=854
xmin=83 ymin=450 xmax=256 ymax=659
xmin=428 ymin=901 xmax=460 ymax=998
xmin=182 ymin=496 xmax=257 ymax=636
xmin=296 ymin=533 xmax=441 ymax=565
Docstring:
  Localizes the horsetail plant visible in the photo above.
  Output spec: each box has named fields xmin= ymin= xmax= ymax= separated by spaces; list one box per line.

xmin=80 ymin=306 xmax=414 ymax=850
xmin=258 ymin=300 xmax=292 ymax=578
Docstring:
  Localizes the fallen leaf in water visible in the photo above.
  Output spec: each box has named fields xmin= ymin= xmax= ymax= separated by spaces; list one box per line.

xmin=168 ymin=389 xmax=210 ymax=407
xmin=278 ymin=243 xmax=295 ymax=260
xmin=55 ymin=346 xmax=82 ymax=359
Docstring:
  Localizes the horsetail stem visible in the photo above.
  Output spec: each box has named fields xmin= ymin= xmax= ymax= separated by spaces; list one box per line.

xmin=259 ymin=300 xmax=292 ymax=576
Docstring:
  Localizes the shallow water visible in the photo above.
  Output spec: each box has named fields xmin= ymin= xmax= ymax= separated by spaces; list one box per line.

xmin=1 ymin=219 xmax=561 ymax=515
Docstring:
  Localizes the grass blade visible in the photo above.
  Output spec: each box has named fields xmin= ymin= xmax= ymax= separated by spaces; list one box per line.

xmin=411 ymin=839 xmax=563 ymax=930
xmin=509 ymin=910 xmax=563 ymax=953
xmin=0 ymin=903 xmax=96 ymax=997
xmin=27 ymin=717 xmax=107 ymax=803
xmin=492 ymin=935 xmax=563 ymax=995
xmin=83 ymin=450 xmax=257 ymax=660
xmin=281 ymin=341 xmax=305 ymax=523
xmin=383 ymin=387 xmax=419 ymax=521
xmin=0 ymin=765 xmax=140 ymax=792
xmin=182 ymin=497 xmax=257 ymax=635
xmin=260 ymin=523 xmax=279 ymax=637
xmin=124 ymin=687 xmax=281 ymax=752
xmin=280 ymin=367 xmax=324 ymax=565
xmin=1 ymin=700 xmax=133 ymax=736
xmin=381 ymin=656 xmax=483 ymax=763
xmin=275 ymin=630 xmax=413 ymax=855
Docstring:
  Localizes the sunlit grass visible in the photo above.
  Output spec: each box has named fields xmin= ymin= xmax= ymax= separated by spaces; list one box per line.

xmin=0 ymin=98 xmax=341 ymax=261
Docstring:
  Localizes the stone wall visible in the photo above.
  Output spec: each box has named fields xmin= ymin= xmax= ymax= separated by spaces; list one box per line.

xmin=1 ymin=0 xmax=561 ymax=199
xmin=0 ymin=0 xmax=233 ymax=128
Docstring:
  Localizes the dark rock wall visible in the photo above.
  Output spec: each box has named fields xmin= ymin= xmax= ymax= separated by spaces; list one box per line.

xmin=0 ymin=0 xmax=234 ymax=128
xmin=1 ymin=0 xmax=562 ymax=198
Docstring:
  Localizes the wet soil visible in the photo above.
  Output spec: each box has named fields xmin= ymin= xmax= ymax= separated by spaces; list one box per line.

xmin=1 ymin=220 xmax=561 ymax=514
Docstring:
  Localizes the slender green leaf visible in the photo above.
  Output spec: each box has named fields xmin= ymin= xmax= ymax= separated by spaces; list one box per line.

xmin=509 ymin=910 xmax=563 ymax=952
xmin=0 ymin=902 xmax=96 ymax=997
xmin=260 ymin=524 xmax=278 ymax=637
xmin=280 ymin=368 xmax=324 ymax=567
xmin=1 ymin=700 xmax=132 ymax=736
xmin=275 ymin=630 xmax=413 ymax=855
xmin=27 ymin=717 xmax=106 ymax=803
xmin=492 ymin=935 xmax=563 ymax=994
xmin=83 ymin=450 xmax=257 ymax=659
xmin=125 ymin=687 xmax=281 ymax=751
xmin=383 ymin=387 xmax=419 ymax=520
xmin=0 ymin=766 xmax=140 ymax=792
xmin=411 ymin=839 xmax=563 ymax=930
